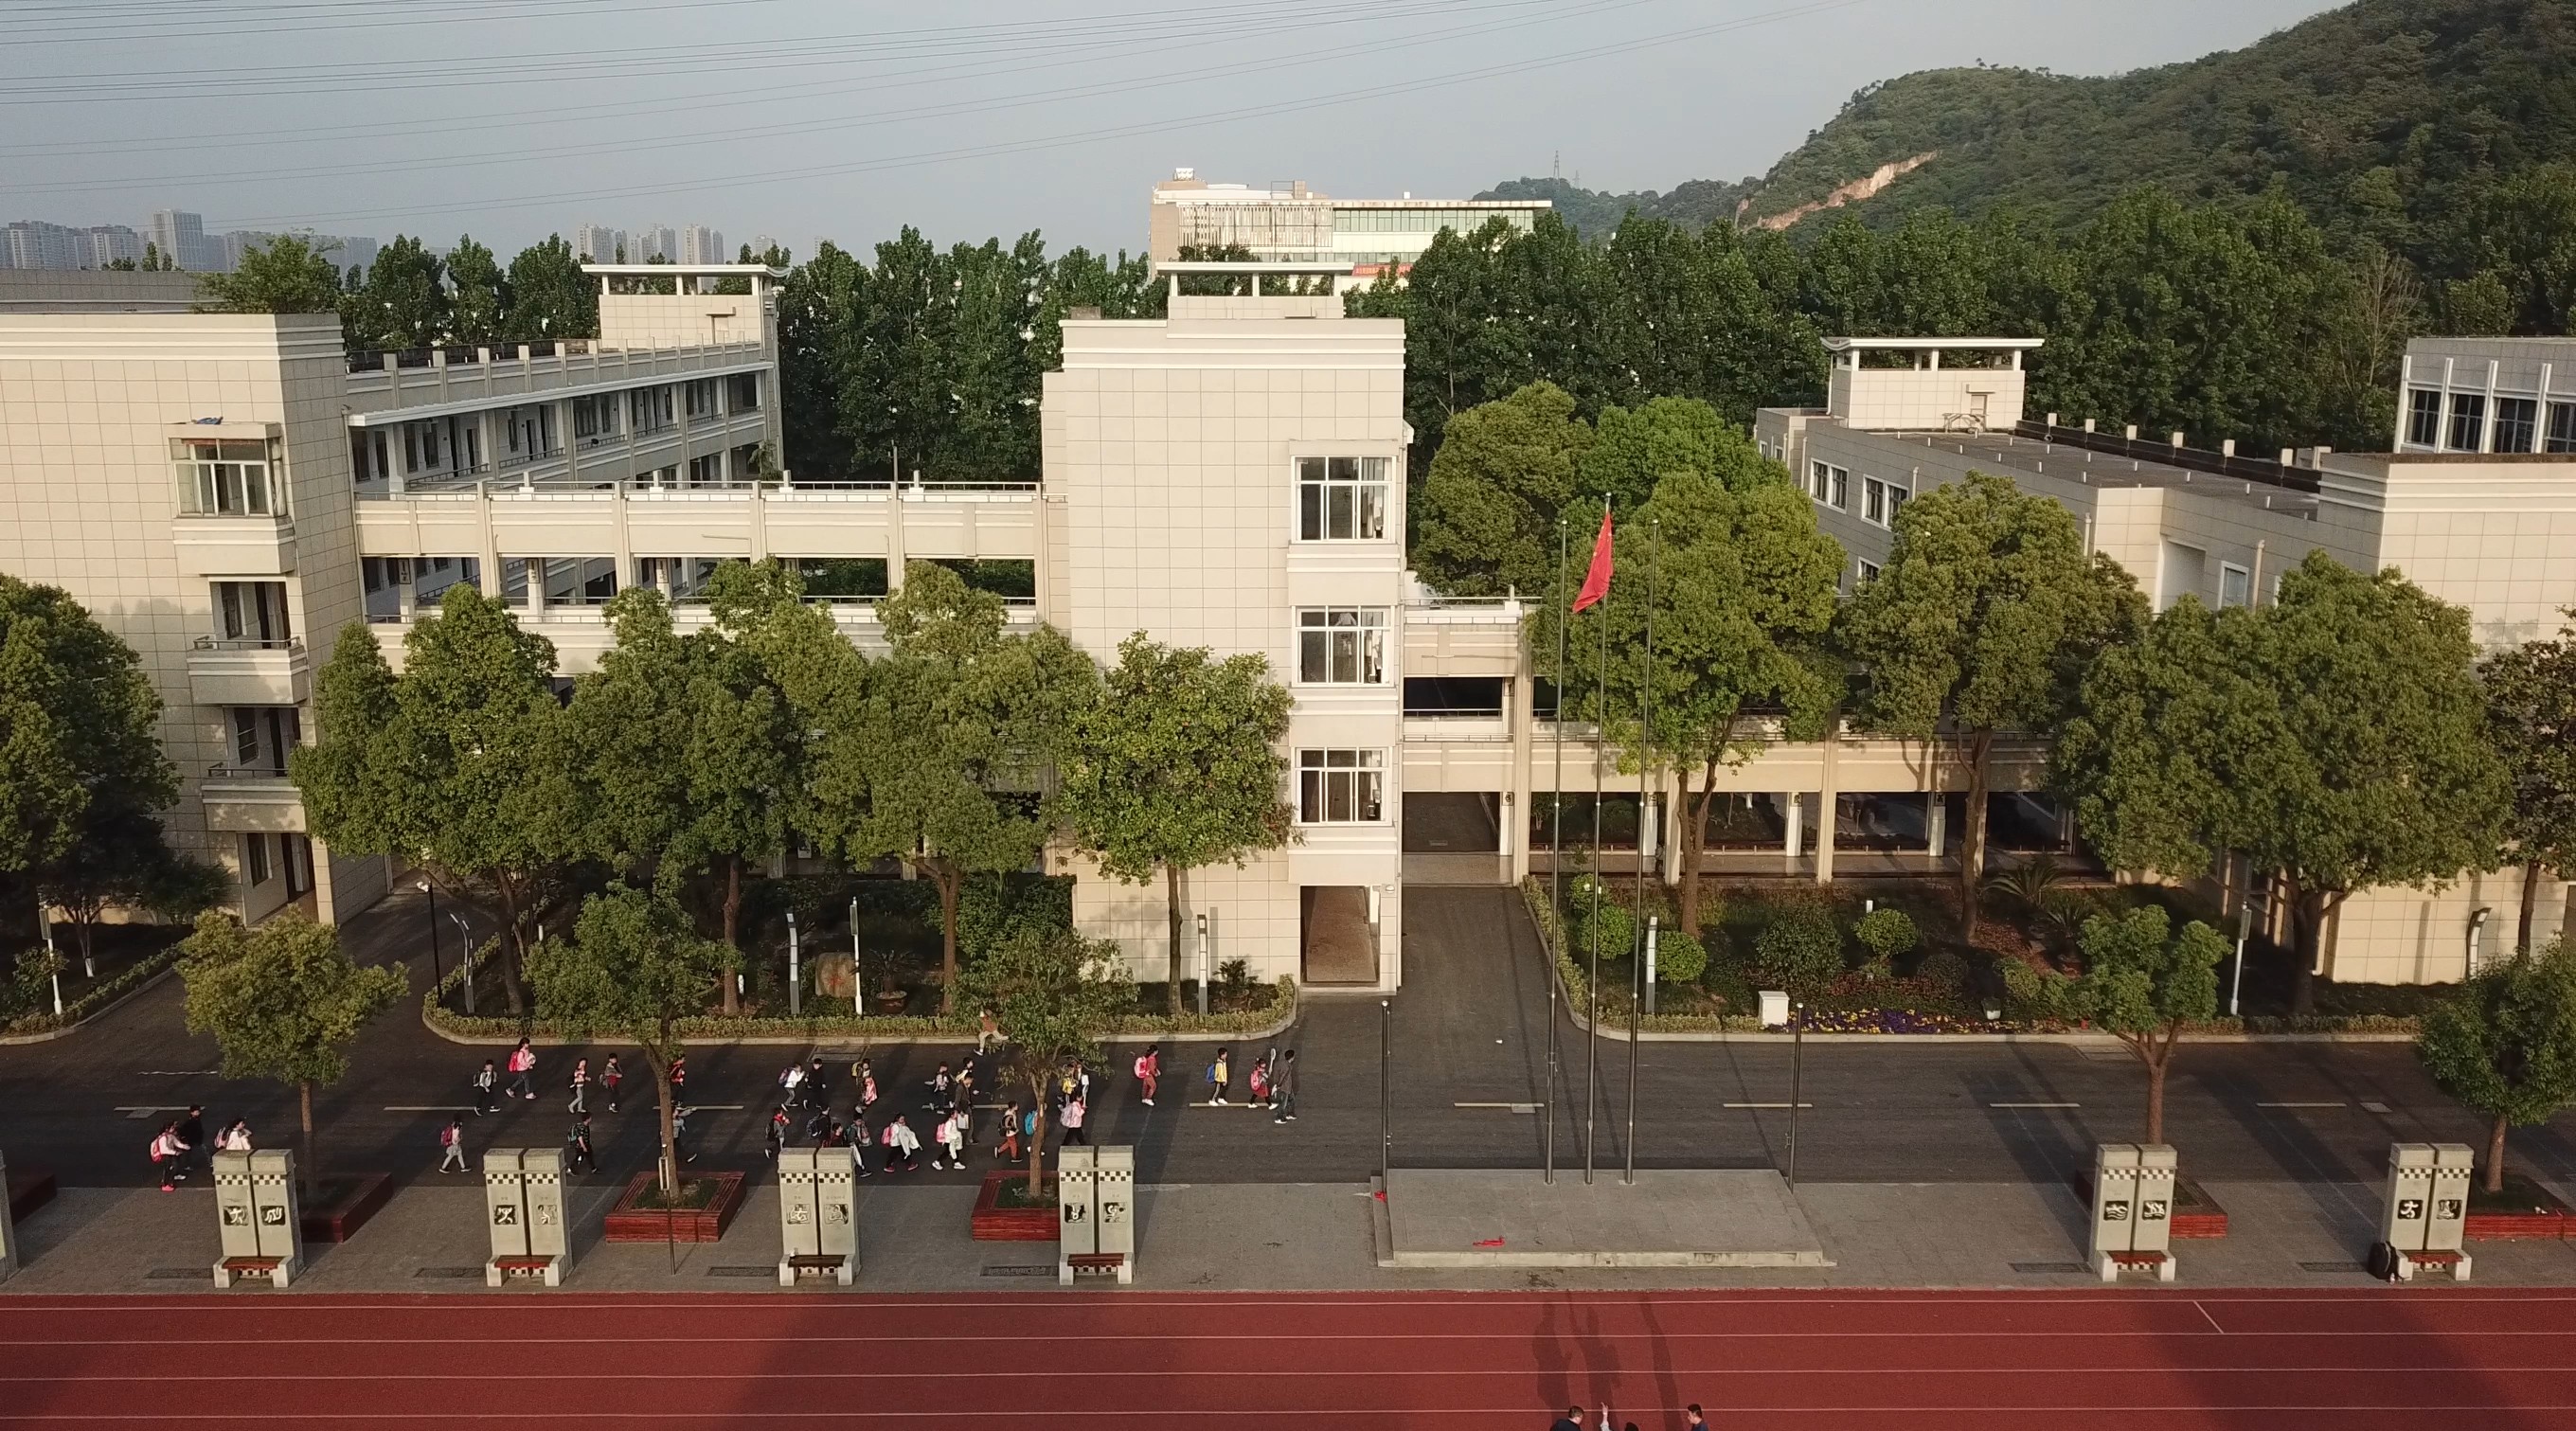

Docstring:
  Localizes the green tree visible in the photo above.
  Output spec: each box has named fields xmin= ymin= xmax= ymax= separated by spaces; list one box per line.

xmin=2417 ymin=939 xmax=2576 ymax=1194
xmin=2064 ymin=904 xmax=2227 ymax=1145
xmin=292 ymin=589 xmax=583 ymax=1013
xmin=195 ymin=234 xmax=344 ymax=314
xmin=444 ymin=236 xmax=509 ymax=347
xmin=1410 ymin=382 xmax=1593 ymax=599
xmin=1837 ymin=473 xmax=2145 ymax=930
xmin=177 ymin=909 xmax=405 ymax=1190
xmin=36 ymin=808 xmax=224 ymax=974
xmin=526 ymin=887 xmax=736 ymax=1195
xmin=2484 ymin=615 xmax=2576 ymax=955
xmin=502 ymin=236 xmax=598 ymax=342
xmin=340 ymin=235 xmax=447 ymax=349
xmin=0 ymin=575 xmax=178 ymax=880
xmin=1062 ymin=635 xmax=1293 ymax=1012
xmin=1852 ymin=906 xmax=1921 ymax=968
xmin=2059 ymin=552 xmax=2512 ymax=1014
xmin=808 ymin=562 xmax=1093 ymax=1011
xmin=958 ymin=926 xmax=1133 ymax=1196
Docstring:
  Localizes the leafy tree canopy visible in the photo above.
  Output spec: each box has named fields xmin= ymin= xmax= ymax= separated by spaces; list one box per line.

xmin=196 ymin=234 xmax=345 ymax=314
xmin=2418 ymin=939 xmax=2576 ymax=1192
xmin=0 ymin=574 xmax=177 ymax=875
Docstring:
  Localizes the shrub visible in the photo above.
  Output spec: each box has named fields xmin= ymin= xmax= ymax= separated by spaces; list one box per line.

xmin=1853 ymin=907 xmax=1920 ymax=966
xmin=1573 ymin=898 xmax=1637 ymax=963
xmin=1752 ymin=905 xmax=1842 ymax=993
xmin=1654 ymin=926 xmax=1708 ymax=985
xmin=1915 ymin=946 xmax=1972 ymax=993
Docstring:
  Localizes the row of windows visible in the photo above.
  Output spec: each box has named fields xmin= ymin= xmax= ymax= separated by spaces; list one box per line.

xmin=348 ymin=375 xmax=764 ymax=483
xmin=1331 ymin=207 xmax=1537 ymax=235
xmin=1809 ymin=459 xmax=1910 ymax=528
xmin=2406 ymin=386 xmax=2576 ymax=454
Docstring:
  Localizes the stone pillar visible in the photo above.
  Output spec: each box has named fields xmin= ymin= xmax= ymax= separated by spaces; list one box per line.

xmin=1815 ymin=736 xmax=1840 ymax=885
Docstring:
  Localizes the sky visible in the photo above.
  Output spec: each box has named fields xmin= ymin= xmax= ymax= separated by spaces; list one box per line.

xmin=4 ymin=0 xmax=2348 ymax=261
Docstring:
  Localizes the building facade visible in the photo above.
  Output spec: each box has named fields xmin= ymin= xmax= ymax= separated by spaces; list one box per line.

xmin=1754 ymin=335 xmax=2576 ymax=982
xmin=1148 ymin=170 xmax=1547 ymax=284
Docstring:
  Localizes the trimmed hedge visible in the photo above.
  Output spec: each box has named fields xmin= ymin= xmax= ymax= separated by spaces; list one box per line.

xmin=1 ymin=944 xmax=183 ymax=1036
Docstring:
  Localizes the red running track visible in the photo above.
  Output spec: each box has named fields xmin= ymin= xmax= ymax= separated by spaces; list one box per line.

xmin=4 ymin=1288 xmax=2575 ymax=1427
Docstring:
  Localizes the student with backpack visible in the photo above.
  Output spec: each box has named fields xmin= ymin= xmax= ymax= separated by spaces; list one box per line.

xmin=600 ymin=1055 xmax=623 ymax=1114
xmin=472 ymin=1060 xmax=498 ymax=1117
xmin=1135 ymin=1045 xmax=1161 ymax=1106
xmin=1061 ymin=1097 xmax=1089 ymax=1147
xmin=996 ymin=1101 xmax=1024 ymax=1162
xmin=778 ymin=1062 xmax=804 ymax=1108
xmin=1247 ymin=1054 xmax=1271 ymax=1111
xmin=1208 ymin=1047 xmax=1232 ymax=1105
xmin=882 ymin=1115 xmax=921 ymax=1172
xmin=765 ymin=1105 xmax=791 ymax=1160
xmin=150 ymin=1121 xmax=189 ymax=1191
xmin=567 ymin=1058 xmax=590 ymax=1116
xmin=932 ymin=1108 xmax=969 ymax=1171
xmin=438 ymin=1117 xmax=469 ymax=1172
xmin=507 ymin=1039 xmax=538 ymax=1100
xmin=1272 ymin=1049 xmax=1299 ymax=1123
xmin=565 ymin=1117 xmax=598 ymax=1175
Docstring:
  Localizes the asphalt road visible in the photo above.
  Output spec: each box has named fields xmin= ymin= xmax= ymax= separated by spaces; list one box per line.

xmin=4 ymin=885 xmax=2571 ymax=1195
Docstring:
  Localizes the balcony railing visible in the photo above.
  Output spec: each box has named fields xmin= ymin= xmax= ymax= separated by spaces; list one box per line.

xmin=192 ymin=635 xmax=303 ymax=653
xmin=348 ymin=339 xmax=597 ymax=374
xmin=206 ymin=763 xmax=293 ymax=781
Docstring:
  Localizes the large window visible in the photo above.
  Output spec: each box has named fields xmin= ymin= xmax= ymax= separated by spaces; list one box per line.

xmin=1297 ymin=456 xmax=1388 ymax=541
xmin=2406 ymin=387 xmax=2442 ymax=447
xmin=1808 ymin=460 xmax=1847 ymax=510
xmin=2447 ymin=392 xmax=2487 ymax=452
xmin=726 ymin=372 xmax=761 ymax=411
xmin=684 ymin=378 xmax=717 ymax=420
xmin=213 ymin=581 xmax=292 ymax=644
xmin=1862 ymin=475 xmax=1909 ymax=528
xmin=572 ymin=393 xmax=617 ymax=441
xmin=174 ymin=438 xmax=279 ymax=516
xmin=628 ymin=385 xmax=674 ymax=434
xmin=2219 ymin=562 xmax=2251 ymax=610
xmin=1297 ymin=607 xmax=1388 ymax=685
xmin=2495 ymin=397 xmax=2538 ymax=455
xmin=2549 ymin=402 xmax=2576 ymax=455
xmin=1297 ymin=748 xmax=1384 ymax=824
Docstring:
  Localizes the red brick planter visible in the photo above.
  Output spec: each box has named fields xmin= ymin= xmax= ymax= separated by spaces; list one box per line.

xmin=2465 ymin=1175 xmax=2572 ymax=1241
xmin=7 ymin=1166 xmax=57 ymax=1224
xmin=299 ymin=1172 xmax=394 ymax=1243
xmin=603 ymin=1171 xmax=747 ymax=1243
xmin=972 ymin=1171 xmax=1059 ymax=1243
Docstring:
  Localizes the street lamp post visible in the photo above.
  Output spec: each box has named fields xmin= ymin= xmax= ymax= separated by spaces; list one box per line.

xmin=418 ymin=880 xmax=442 ymax=1001
xmin=1379 ymin=998 xmax=1392 ymax=1189
xmin=1195 ymin=912 xmax=1210 ymax=1017
xmin=1786 ymin=1000 xmax=1806 ymax=1189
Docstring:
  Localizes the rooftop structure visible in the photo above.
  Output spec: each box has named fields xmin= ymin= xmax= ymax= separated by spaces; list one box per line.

xmin=1148 ymin=169 xmax=1547 ymax=283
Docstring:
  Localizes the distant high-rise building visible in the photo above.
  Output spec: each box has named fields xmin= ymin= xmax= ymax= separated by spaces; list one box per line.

xmin=680 ymin=225 xmax=724 ymax=266
xmin=148 ymin=209 xmax=220 ymax=271
xmin=4 ymin=221 xmax=83 ymax=271
xmin=632 ymin=224 xmax=676 ymax=263
xmin=751 ymin=234 xmax=779 ymax=261
xmin=331 ymin=235 xmax=379 ymax=277
xmin=88 ymin=226 xmax=144 ymax=268
xmin=574 ymin=224 xmax=626 ymax=264
xmin=221 ymin=230 xmax=280 ymax=274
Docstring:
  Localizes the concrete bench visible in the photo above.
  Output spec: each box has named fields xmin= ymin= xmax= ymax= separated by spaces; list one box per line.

xmin=486 ymin=1255 xmax=561 ymax=1288
xmin=779 ymin=1253 xmax=852 ymax=1287
xmin=1062 ymin=1251 xmax=1130 ymax=1285
xmin=215 ymin=1256 xmax=289 ymax=1290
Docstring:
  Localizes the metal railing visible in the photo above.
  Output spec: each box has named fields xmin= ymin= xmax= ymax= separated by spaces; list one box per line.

xmin=191 ymin=635 xmax=303 ymax=653
xmin=204 ymin=762 xmax=293 ymax=781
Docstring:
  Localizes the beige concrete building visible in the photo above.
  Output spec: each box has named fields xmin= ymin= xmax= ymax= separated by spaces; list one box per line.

xmin=1149 ymin=169 xmax=1547 ymax=285
xmin=1754 ymin=335 xmax=2576 ymax=983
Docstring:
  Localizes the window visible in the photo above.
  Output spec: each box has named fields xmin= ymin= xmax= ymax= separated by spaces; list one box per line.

xmin=214 ymin=581 xmax=292 ymax=644
xmin=684 ymin=378 xmax=717 ymax=420
xmin=726 ymin=372 xmax=761 ymax=411
xmin=2406 ymin=387 xmax=2442 ymax=447
xmin=1831 ymin=466 xmax=1848 ymax=510
xmin=173 ymin=438 xmax=278 ymax=516
xmin=535 ymin=557 xmax=617 ymax=606
xmin=502 ymin=404 xmax=556 ymax=461
xmin=1297 ymin=456 xmax=1389 ymax=541
xmin=2549 ymin=402 xmax=2576 ymax=455
xmin=244 ymin=833 xmax=272 ymax=886
xmin=572 ymin=394 xmax=617 ymax=441
xmin=628 ymin=385 xmax=674 ymax=433
xmin=1297 ymin=748 xmax=1384 ymax=824
xmin=688 ymin=454 xmax=724 ymax=487
xmin=1857 ymin=560 xmax=1881 ymax=583
xmin=2219 ymin=563 xmax=2251 ymax=610
xmin=2495 ymin=397 xmax=2538 ymax=454
xmin=2446 ymin=393 xmax=2487 ymax=452
xmin=1807 ymin=460 xmax=1848 ymax=510
xmin=1297 ymin=607 xmax=1388 ymax=685
xmin=1862 ymin=475 xmax=1908 ymax=528
xmin=232 ymin=708 xmax=259 ymax=766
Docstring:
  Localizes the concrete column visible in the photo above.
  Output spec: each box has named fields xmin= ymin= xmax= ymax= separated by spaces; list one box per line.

xmin=1662 ymin=771 xmax=1683 ymax=886
xmin=561 ymin=399 xmax=579 ymax=485
xmin=476 ymin=481 xmax=501 ymax=597
xmin=1815 ymin=734 xmax=1840 ymax=885
xmin=1926 ymin=790 xmax=1947 ymax=860
xmin=886 ymin=488 xmax=907 ymax=593
xmin=1507 ymin=671 xmax=1534 ymax=885
xmin=1783 ymin=792 xmax=1803 ymax=868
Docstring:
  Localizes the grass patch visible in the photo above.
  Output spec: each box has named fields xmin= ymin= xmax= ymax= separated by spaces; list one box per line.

xmin=627 ymin=1177 xmax=727 ymax=1212
xmin=991 ymin=1179 xmax=1060 ymax=1211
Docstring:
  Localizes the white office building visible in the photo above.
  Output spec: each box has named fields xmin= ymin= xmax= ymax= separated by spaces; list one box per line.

xmin=1149 ymin=170 xmax=1547 ymax=285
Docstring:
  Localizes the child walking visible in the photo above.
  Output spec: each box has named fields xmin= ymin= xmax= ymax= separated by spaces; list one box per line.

xmin=1134 ymin=1045 xmax=1161 ymax=1106
xmin=600 ymin=1055 xmax=623 ymax=1114
xmin=473 ymin=1060 xmax=498 ymax=1117
xmin=438 ymin=1116 xmax=468 ymax=1172
xmin=507 ymin=1039 xmax=537 ymax=1100
xmin=567 ymin=1057 xmax=589 ymax=1115
xmin=1208 ymin=1046 xmax=1232 ymax=1105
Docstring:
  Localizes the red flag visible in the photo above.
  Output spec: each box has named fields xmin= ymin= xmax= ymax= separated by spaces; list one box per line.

xmin=1571 ymin=507 xmax=1614 ymax=612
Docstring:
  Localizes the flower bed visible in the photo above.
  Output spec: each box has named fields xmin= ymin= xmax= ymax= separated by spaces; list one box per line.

xmin=2465 ymin=1172 xmax=2571 ymax=1241
xmin=1 ymin=942 xmax=185 ymax=1038
xmin=299 ymin=1172 xmax=395 ymax=1243
xmin=972 ymin=1171 xmax=1059 ymax=1242
xmin=602 ymin=1171 xmax=747 ymax=1243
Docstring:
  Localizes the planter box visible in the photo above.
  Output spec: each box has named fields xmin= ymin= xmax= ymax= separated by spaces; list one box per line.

xmin=7 ymin=1166 xmax=56 ymax=1224
xmin=603 ymin=1171 xmax=747 ymax=1243
xmin=972 ymin=1171 xmax=1059 ymax=1243
xmin=2465 ymin=1175 xmax=2572 ymax=1241
xmin=299 ymin=1172 xmax=394 ymax=1243
xmin=2071 ymin=1172 xmax=2228 ymax=1239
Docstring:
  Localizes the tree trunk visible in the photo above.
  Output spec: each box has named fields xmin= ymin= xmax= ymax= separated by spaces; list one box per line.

xmin=298 ymin=1081 xmax=316 ymax=1195
xmin=2143 ymin=1047 xmax=2167 ymax=1147
xmin=1679 ymin=760 xmax=1715 ymax=939
xmin=492 ymin=875 xmax=528 ymax=1015
xmin=72 ymin=913 xmax=97 ymax=977
xmin=719 ymin=856 xmax=742 ymax=1016
xmin=1027 ymin=1074 xmax=1050 ymax=1199
xmin=2289 ymin=885 xmax=2337 ymax=1018
xmin=2488 ymin=1111 xmax=2509 ymax=1195
xmin=2519 ymin=856 xmax=2543 ymax=957
xmin=651 ymin=1046 xmax=679 ymax=1198
xmin=1958 ymin=729 xmax=1995 ymax=940
xmin=1165 ymin=863 xmax=1186 ymax=1015
xmin=931 ymin=860 xmax=961 ymax=1015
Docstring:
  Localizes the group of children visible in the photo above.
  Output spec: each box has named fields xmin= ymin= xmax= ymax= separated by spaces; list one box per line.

xmin=444 ymin=1040 xmax=646 ymax=1177
xmin=146 ymin=1105 xmax=253 ymax=1191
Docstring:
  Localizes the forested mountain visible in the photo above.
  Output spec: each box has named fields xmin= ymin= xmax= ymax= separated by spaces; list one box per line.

xmin=1486 ymin=0 xmax=2576 ymax=279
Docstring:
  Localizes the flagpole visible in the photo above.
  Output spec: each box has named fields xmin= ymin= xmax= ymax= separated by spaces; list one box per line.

xmin=1627 ymin=518 xmax=1656 ymax=1187
xmin=1585 ymin=494 xmax=1608 ymax=1187
xmin=1547 ymin=517 xmax=1567 ymax=1186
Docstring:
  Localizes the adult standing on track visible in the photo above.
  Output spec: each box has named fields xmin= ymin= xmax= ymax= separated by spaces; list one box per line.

xmin=1272 ymin=1049 xmax=1298 ymax=1123
xmin=1684 ymin=1406 xmax=1707 ymax=1428
xmin=1135 ymin=1045 xmax=1160 ymax=1106
xmin=1550 ymin=1407 xmax=1583 ymax=1431
xmin=507 ymin=1039 xmax=537 ymax=1101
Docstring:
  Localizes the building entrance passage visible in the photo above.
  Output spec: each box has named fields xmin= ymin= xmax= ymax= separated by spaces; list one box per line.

xmin=1403 ymin=792 xmax=1507 ymax=885
xmin=1300 ymin=885 xmax=1377 ymax=985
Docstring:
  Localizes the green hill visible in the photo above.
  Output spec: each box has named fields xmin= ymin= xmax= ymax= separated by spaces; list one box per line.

xmin=1486 ymin=0 xmax=2576 ymax=261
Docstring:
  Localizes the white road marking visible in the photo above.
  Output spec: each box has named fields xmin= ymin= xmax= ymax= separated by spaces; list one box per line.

xmin=2361 ymin=1100 xmax=2394 ymax=1114
xmin=1990 ymin=1101 xmax=2081 ymax=1109
xmin=2256 ymin=1101 xmax=2345 ymax=1109
xmin=115 ymin=1106 xmax=188 ymax=1119
xmin=135 ymin=1070 xmax=218 ymax=1077
xmin=1724 ymin=1102 xmax=1815 ymax=1109
xmin=1453 ymin=1101 xmax=1540 ymax=1113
